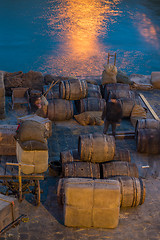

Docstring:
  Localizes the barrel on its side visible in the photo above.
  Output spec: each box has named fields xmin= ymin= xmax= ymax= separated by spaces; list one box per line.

xmin=109 ymin=89 xmax=135 ymax=100
xmin=136 ymin=129 xmax=160 ymax=154
xmin=60 ymin=149 xmax=80 ymax=172
xmin=102 ymin=161 xmax=139 ymax=178
xmin=43 ymin=84 xmax=59 ymax=100
xmin=76 ymin=97 xmax=106 ymax=114
xmin=63 ymin=162 xmax=100 ymax=178
xmin=59 ymin=79 xmax=88 ymax=100
xmin=87 ymin=83 xmax=102 ymax=98
xmin=47 ymin=99 xmax=74 ymax=121
xmin=114 ymin=149 xmax=131 ymax=162
xmin=103 ymin=83 xmax=130 ymax=100
xmin=135 ymin=119 xmax=160 ymax=135
xmin=78 ymin=133 xmax=115 ymax=163
xmin=119 ymin=98 xmax=135 ymax=118
xmin=109 ymin=176 xmax=145 ymax=207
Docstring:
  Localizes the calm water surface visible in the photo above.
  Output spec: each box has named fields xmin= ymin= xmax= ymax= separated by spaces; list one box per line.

xmin=0 ymin=0 xmax=160 ymax=76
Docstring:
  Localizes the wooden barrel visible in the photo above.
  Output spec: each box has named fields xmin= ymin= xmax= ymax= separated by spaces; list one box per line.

xmin=78 ymin=133 xmax=115 ymax=163
xmin=87 ymin=83 xmax=102 ymax=98
xmin=43 ymin=84 xmax=59 ymax=100
xmin=63 ymin=162 xmax=100 ymax=178
xmin=109 ymin=176 xmax=145 ymax=207
xmin=47 ymin=99 xmax=74 ymax=121
xmin=135 ymin=119 xmax=160 ymax=135
xmin=59 ymin=79 xmax=88 ymax=100
xmin=77 ymin=97 xmax=106 ymax=113
xmin=102 ymin=161 xmax=139 ymax=178
xmin=136 ymin=129 xmax=160 ymax=154
xmin=109 ymin=89 xmax=135 ymax=100
xmin=49 ymin=161 xmax=62 ymax=177
xmin=60 ymin=149 xmax=80 ymax=172
xmin=119 ymin=98 xmax=135 ymax=118
xmin=114 ymin=149 xmax=131 ymax=162
xmin=103 ymin=83 xmax=130 ymax=100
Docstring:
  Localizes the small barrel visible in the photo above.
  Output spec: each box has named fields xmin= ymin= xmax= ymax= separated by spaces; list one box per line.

xmin=135 ymin=119 xmax=160 ymax=135
xmin=114 ymin=149 xmax=131 ymax=162
xmin=60 ymin=149 xmax=80 ymax=172
xmin=103 ymin=83 xmax=130 ymax=100
xmin=102 ymin=161 xmax=139 ymax=178
xmin=87 ymin=83 xmax=102 ymax=98
xmin=109 ymin=176 xmax=145 ymax=207
xmin=78 ymin=133 xmax=115 ymax=163
xmin=59 ymin=79 xmax=88 ymax=100
xmin=30 ymin=89 xmax=42 ymax=106
xmin=77 ymin=97 xmax=106 ymax=113
xmin=119 ymin=98 xmax=135 ymax=118
xmin=63 ymin=162 xmax=100 ymax=178
xmin=136 ymin=129 xmax=160 ymax=154
xmin=47 ymin=99 xmax=74 ymax=121
xmin=49 ymin=161 xmax=62 ymax=177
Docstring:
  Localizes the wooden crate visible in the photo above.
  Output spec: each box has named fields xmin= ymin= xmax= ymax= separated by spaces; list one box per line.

xmin=0 ymin=194 xmax=19 ymax=233
xmin=0 ymin=125 xmax=17 ymax=156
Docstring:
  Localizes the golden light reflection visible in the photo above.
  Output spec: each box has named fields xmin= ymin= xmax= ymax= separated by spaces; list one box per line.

xmin=136 ymin=13 xmax=159 ymax=48
xmin=46 ymin=0 xmax=121 ymax=76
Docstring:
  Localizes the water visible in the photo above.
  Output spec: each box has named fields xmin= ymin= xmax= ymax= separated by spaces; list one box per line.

xmin=0 ymin=0 xmax=160 ymax=76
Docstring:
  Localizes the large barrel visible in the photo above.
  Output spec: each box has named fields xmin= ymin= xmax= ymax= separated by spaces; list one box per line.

xmin=87 ymin=83 xmax=102 ymax=98
xmin=77 ymin=97 xmax=106 ymax=114
xmin=119 ymin=98 xmax=135 ymax=118
xmin=59 ymin=79 xmax=88 ymax=100
xmin=47 ymin=99 xmax=74 ymax=121
xmin=78 ymin=133 xmax=115 ymax=163
xmin=109 ymin=176 xmax=145 ymax=207
xmin=102 ymin=161 xmax=139 ymax=178
xmin=135 ymin=119 xmax=160 ymax=135
xmin=136 ymin=129 xmax=160 ymax=154
xmin=103 ymin=83 xmax=130 ymax=100
xmin=63 ymin=162 xmax=100 ymax=178
xmin=43 ymin=84 xmax=59 ymax=100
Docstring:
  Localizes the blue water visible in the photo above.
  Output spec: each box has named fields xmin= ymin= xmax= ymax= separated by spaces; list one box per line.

xmin=0 ymin=0 xmax=160 ymax=76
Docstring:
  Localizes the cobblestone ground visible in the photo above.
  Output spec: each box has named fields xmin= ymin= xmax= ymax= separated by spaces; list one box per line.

xmin=1 ymin=89 xmax=160 ymax=240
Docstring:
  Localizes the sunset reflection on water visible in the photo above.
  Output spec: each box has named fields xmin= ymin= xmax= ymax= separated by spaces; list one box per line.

xmin=45 ymin=0 xmax=121 ymax=76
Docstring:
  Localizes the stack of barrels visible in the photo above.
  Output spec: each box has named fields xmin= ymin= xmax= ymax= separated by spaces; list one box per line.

xmin=102 ymin=83 xmax=136 ymax=118
xmin=58 ymin=133 xmax=145 ymax=209
xmin=136 ymin=119 xmax=160 ymax=154
xmin=45 ymin=78 xmax=106 ymax=121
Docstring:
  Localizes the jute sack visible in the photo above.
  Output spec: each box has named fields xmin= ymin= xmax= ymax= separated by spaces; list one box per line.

xmin=130 ymin=104 xmax=147 ymax=127
xmin=74 ymin=111 xmax=104 ymax=126
xmin=18 ymin=139 xmax=48 ymax=151
xmin=102 ymin=64 xmax=117 ymax=85
xmin=16 ymin=120 xmax=46 ymax=143
xmin=151 ymin=72 xmax=160 ymax=89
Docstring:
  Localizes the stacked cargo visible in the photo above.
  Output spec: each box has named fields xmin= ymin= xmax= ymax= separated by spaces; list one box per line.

xmin=0 ymin=125 xmax=17 ymax=156
xmin=57 ymin=133 xmax=145 ymax=228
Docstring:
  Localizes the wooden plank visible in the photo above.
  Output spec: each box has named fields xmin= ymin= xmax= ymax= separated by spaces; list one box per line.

xmin=0 ymin=175 xmax=44 ymax=180
xmin=139 ymin=93 xmax=160 ymax=120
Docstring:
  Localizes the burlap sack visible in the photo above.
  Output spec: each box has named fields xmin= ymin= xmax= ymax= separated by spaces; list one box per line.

xmin=74 ymin=111 xmax=104 ymax=126
xmin=151 ymin=72 xmax=160 ymax=89
xmin=130 ymin=104 xmax=147 ymax=127
xmin=16 ymin=120 xmax=46 ymax=143
xmin=18 ymin=139 xmax=48 ymax=151
xmin=102 ymin=64 xmax=117 ymax=85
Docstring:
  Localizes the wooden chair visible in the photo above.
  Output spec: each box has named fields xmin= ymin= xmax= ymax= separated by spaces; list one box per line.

xmin=11 ymin=87 xmax=30 ymax=110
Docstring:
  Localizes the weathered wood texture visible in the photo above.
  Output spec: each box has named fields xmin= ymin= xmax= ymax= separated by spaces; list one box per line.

xmin=0 ymin=194 xmax=19 ymax=232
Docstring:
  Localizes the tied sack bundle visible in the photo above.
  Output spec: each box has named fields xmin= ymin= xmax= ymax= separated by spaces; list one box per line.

xmin=15 ymin=120 xmax=48 ymax=174
xmin=102 ymin=64 xmax=117 ymax=85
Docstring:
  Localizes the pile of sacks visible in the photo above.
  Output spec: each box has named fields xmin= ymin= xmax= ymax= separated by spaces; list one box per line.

xmin=15 ymin=120 xmax=48 ymax=174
